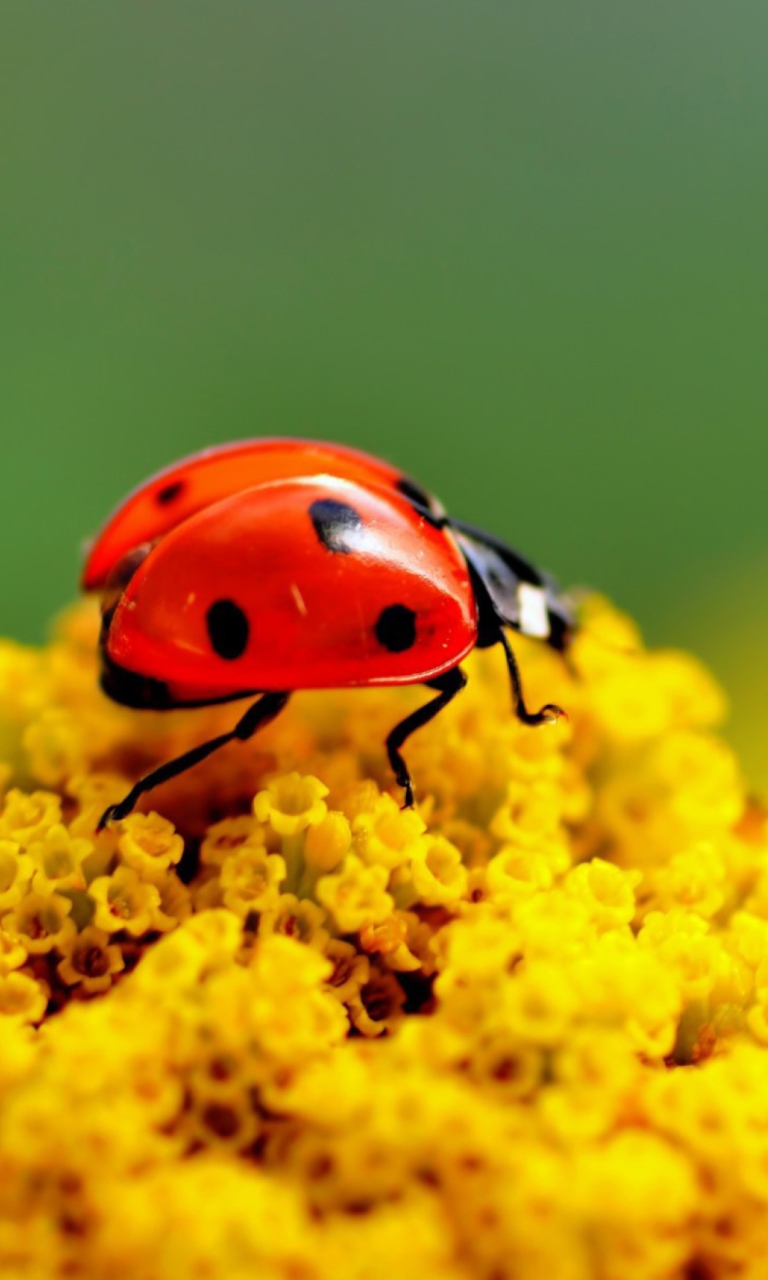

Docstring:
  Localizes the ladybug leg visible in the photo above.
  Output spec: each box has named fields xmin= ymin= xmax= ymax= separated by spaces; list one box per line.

xmin=385 ymin=666 xmax=467 ymax=809
xmin=497 ymin=626 xmax=564 ymax=726
xmin=97 ymin=691 xmax=290 ymax=829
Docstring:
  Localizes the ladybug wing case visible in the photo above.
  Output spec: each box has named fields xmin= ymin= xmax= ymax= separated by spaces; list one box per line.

xmin=83 ymin=439 xmax=412 ymax=592
xmin=102 ymin=476 xmax=477 ymax=700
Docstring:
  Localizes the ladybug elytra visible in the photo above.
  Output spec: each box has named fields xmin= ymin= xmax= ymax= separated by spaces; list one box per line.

xmin=84 ymin=440 xmax=573 ymax=828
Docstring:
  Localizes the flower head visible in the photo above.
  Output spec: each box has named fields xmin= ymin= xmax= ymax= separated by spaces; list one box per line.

xmin=0 ymin=591 xmax=764 ymax=1277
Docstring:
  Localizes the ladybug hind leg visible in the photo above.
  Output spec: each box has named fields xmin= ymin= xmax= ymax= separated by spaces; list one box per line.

xmin=98 ymin=690 xmax=290 ymax=829
xmin=385 ymin=666 xmax=467 ymax=809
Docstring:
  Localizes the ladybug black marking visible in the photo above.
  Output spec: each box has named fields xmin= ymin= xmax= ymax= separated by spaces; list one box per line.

xmin=375 ymin=604 xmax=417 ymax=653
xmin=206 ymin=599 xmax=250 ymax=660
xmin=157 ymin=480 xmax=186 ymax=506
xmin=309 ymin=499 xmax=363 ymax=553
xmin=396 ymin=475 xmax=436 ymax=514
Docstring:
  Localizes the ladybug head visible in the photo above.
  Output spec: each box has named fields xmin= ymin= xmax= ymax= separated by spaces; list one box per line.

xmin=99 ymin=542 xmax=157 ymax=630
xmin=97 ymin=542 xmax=174 ymax=707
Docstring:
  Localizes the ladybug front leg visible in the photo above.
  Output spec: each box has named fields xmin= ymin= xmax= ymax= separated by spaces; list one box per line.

xmin=98 ymin=691 xmax=290 ymax=829
xmin=384 ymin=666 xmax=467 ymax=808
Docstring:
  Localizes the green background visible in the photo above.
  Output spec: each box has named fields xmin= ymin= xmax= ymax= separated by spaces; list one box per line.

xmin=2 ymin=3 xmax=767 ymax=779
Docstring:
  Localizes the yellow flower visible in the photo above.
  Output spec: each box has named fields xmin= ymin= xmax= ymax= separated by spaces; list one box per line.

xmin=219 ymin=844 xmax=286 ymax=915
xmin=0 ymin=971 xmax=47 ymax=1023
xmin=89 ymin=866 xmax=162 ymax=935
xmin=503 ymin=962 xmax=579 ymax=1048
xmin=22 ymin=706 xmax=86 ymax=787
xmin=323 ymin=939 xmax=371 ymax=1004
xmin=152 ymin=868 xmax=192 ymax=931
xmin=184 ymin=1088 xmax=263 ymax=1153
xmin=0 ymin=588 xmax=766 ymax=1275
xmin=304 ymin=811 xmax=352 ymax=871
xmin=117 ymin=811 xmax=184 ymax=879
xmin=57 ymin=925 xmax=125 ymax=993
xmin=485 ymin=844 xmax=558 ymax=903
xmin=130 ymin=925 xmax=209 ymax=994
xmin=183 ymin=908 xmax=243 ymax=967
xmin=352 ymin=794 xmax=428 ymax=869
xmin=408 ymin=835 xmax=468 ymax=906
xmin=470 ymin=1032 xmax=543 ymax=1101
xmin=66 ymin=771 xmax=131 ymax=837
xmin=27 ymin=822 xmax=91 ymax=893
xmin=647 ymin=650 xmax=728 ymax=729
xmin=258 ymin=893 xmax=330 ymax=949
xmin=649 ymin=841 xmax=726 ymax=918
xmin=348 ymin=966 xmax=406 ymax=1037
xmin=490 ymin=777 xmax=563 ymax=846
xmin=569 ymin=594 xmax=643 ymax=680
xmin=0 ymin=787 xmax=62 ymax=846
xmin=2 ymin=890 xmax=75 ymax=954
xmin=564 ymin=858 xmax=641 ymax=931
xmin=639 ymin=911 xmax=725 ymax=1004
xmin=574 ymin=1130 xmax=697 ymax=1266
xmin=248 ymin=935 xmax=349 ymax=1060
xmin=0 ymin=838 xmax=34 ymax=910
xmin=200 ymin=815 xmax=265 ymax=867
xmin=654 ymin=730 xmax=744 ymax=831
xmin=253 ymin=772 xmax=329 ymax=835
xmin=359 ymin=912 xmax=422 ymax=972
xmin=316 ymin=855 xmax=394 ymax=933
xmin=588 ymin=659 xmax=673 ymax=743
xmin=0 ymin=927 xmax=28 ymax=974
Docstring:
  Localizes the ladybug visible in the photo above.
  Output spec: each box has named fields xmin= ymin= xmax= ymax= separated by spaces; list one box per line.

xmin=84 ymin=440 xmax=573 ymax=828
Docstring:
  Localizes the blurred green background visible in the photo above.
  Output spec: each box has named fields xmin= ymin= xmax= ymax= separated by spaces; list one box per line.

xmin=2 ymin=3 xmax=767 ymax=783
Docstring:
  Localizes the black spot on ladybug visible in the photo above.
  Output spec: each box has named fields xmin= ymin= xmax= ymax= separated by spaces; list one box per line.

xmin=206 ymin=600 xmax=250 ymax=660
xmin=157 ymin=480 xmax=186 ymax=506
xmin=375 ymin=604 xmax=417 ymax=653
xmin=396 ymin=475 xmax=434 ymax=513
xmin=309 ymin=499 xmax=363 ymax=554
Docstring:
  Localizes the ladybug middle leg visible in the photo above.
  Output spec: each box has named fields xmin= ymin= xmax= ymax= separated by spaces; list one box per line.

xmin=385 ymin=666 xmax=467 ymax=809
xmin=98 ymin=690 xmax=290 ymax=829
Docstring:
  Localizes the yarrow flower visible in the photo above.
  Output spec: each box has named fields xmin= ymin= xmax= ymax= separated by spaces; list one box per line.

xmin=0 ymin=593 xmax=765 ymax=1278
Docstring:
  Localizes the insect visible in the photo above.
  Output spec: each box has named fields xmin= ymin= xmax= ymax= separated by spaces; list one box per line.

xmin=84 ymin=439 xmax=574 ymax=828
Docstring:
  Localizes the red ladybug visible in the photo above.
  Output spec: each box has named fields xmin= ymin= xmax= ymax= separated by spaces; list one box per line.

xmin=84 ymin=440 xmax=573 ymax=828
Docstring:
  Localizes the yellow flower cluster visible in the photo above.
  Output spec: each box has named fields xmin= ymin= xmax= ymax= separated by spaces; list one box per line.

xmin=0 ymin=595 xmax=766 ymax=1278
